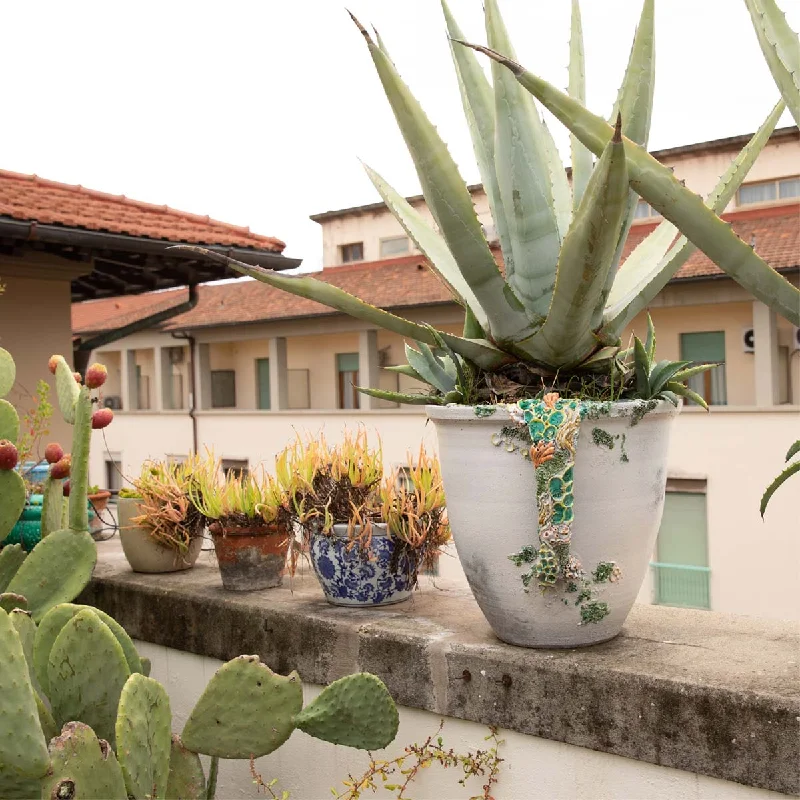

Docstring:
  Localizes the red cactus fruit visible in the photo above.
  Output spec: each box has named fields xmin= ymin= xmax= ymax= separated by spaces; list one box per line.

xmin=85 ymin=363 xmax=108 ymax=389
xmin=92 ymin=408 xmax=114 ymax=429
xmin=44 ymin=442 xmax=65 ymax=464
xmin=50 ymin=455 xmax=71 ymax=480
xmin=48 ymin=355 xmax=59 ymax=375
xmin=73 ymin=372 xmax=82 ymax=384
xmin=0 ymin=440 xmax=19 ymax=470
xmin=63 ymin=479 xmax=70 ymax=497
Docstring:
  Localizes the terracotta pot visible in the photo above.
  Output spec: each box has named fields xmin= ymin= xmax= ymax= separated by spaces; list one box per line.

xmin=88 ymin=490 xmax=111 ymax=513
xmin=309 ymin=523 xmax=415 ymax=607
xmin=427 ymin=399 xmax=679 ymax=648
xmin=118 ymin=496 xmax=203 ymax=574
xmin=209 ymin=520 xmax=290 ymax=591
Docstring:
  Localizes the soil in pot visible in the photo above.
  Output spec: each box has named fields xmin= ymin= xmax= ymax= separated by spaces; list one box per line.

xmin=427 ymin=397 xmax=679 ymax=648
xmin=309 ymin=523 xmax=416 ymax=607
xmin=209 ymin=520 xmax=290 ymax=591
xmin=118 ymin=496 xmax=203 ymax=574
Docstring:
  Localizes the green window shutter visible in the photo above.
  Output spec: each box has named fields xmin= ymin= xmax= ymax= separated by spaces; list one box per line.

xmin=653 ymin=491 xmax=710 ymax=609
xmin=256 ymin=358 xmax=271 ymax=410
xmin=680 ymin=331 xmax=727 ymax=405
xmin=336 ymin=353 xmax=360 ymax=372
xmin=210 ymin=370 xmax=236 ymax=408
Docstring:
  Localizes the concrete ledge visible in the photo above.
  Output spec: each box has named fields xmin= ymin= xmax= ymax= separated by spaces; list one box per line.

xmin=80 ymin=541 xmax=800 ymax=796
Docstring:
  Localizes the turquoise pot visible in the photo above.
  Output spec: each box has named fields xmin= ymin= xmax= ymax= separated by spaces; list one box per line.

xmin=3 ymin=496 xmax=95 ymax=552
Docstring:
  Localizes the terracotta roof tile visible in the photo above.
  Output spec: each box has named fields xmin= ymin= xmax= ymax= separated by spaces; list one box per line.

xmin=73 ymin=205 xmax=799 ymax=336
xmin=0 ymin=170 xmax=285 ymax=252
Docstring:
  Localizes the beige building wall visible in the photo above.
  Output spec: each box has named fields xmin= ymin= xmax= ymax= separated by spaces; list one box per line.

xmin=0 ymin=273 xmax=75 ymax=446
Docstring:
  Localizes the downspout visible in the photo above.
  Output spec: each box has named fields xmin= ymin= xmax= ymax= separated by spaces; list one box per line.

xmin=171 ymin=331 xmax=198 ymax=454
xmin=74 ymin=284 xmax=199 ymax=375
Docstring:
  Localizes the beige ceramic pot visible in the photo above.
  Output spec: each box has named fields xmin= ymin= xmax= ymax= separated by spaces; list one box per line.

xmin=118 ymin=496 xmax=203 ymax=574
xmin=427 ymin=399 xmax=679 ymax=648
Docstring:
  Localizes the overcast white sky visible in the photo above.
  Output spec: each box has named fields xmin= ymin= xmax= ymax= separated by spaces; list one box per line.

xmin=1 ymin=1 xmax=797 ymax=271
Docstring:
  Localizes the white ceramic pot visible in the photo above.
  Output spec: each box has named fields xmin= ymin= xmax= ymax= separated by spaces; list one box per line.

xmin=427 ymin=399 xmax=679 ymax=648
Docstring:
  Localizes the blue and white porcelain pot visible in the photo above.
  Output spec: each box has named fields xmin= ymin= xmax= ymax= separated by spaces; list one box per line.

xmin=309 ymin=522 xmax=415 ymax=607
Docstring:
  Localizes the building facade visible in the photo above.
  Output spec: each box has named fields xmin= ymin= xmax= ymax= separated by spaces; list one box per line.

xmin=75 ymin=126 xmax=800 ymax=621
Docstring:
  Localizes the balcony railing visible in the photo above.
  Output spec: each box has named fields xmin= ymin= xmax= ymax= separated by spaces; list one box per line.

xmin=650 ymin=562 xmax=711 ymax=609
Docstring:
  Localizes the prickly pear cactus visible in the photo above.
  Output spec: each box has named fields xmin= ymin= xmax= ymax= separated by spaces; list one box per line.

xmin=165 ymin=736 xmax=206 ymax=800
xmin=7 ymin=527 xmax=96 ymax=621
xmin=35 ymin=604 xmax=143 ymax=697
xmin=116 ymin=674 xmax=172 ymax=800
xmin=181 ymin=655 xmax=303 ymax=758
xmin=0 ymin=543 xmax=26 ymax=591
xmin=0 ymin=398 xmax=19 ymax=441
xmin=40 ymin=722 xmax=128 ymax=800
xmin=53 ymin=354 xmax=80 ymax=425
xmin=41 ymin=475 xmax=64 ymax=538
xmin=47 ymin=608 xmax=131 ymax=746
xmin=0 ymin=591 xmax=27 ymax=613
xmin=293 ymin=672 xmax=399 ymax=750
xmin=0 ymin=608 xmax=49 ymax=779
xmin=0 ymin=348 xmax=26 ymax=544
xmin=0 ymin=347 xmax=15 ymax=397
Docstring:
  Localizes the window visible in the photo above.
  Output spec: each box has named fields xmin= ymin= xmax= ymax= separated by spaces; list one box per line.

xmin=163 ymin=347 xmax=185 ymax=409
xmin=737 ymin=176 xmax=800 ymax=206
xmin=680 ymin=331 xmax=726 ymax=405
xmin=651 ymin=479 xmax=710 ymax=609
xmin=221 ymin=459 xmax=249 ymax=479
xmin=288 ymin=369 xmax=311 ymax=409
xmin=105 ymin=454 xmax=122 ymax=495
xmin=210 ymin=370 xmax=236 ymax=408
xmin=256 ymin=358 xmax=271 ymax=410
xmin=379 ymin=236 xmax=410 ymax=258
xmin=336 ymin=353 xmax=360 ymax=409
xmin=634 ymin=199 xmax=660 ymax=219
xmin=135 ymin=365 xmax=151 ymax=410
xmin=340 ymin=242 xmax=364 ymax=263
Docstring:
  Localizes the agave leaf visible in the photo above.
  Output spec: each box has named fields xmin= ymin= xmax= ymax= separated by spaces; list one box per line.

xmin=357 ymin=386 xmax=443 ymax=405
xmin=672 ymin=362 xmax=719 ymax=382
xmin=569 ymin=0 xmax=592 ymax=210
xmin=603 ymin=99 xmax=786 ymax=334
xmin=665 ymin=380 xmax=709 ymax=410
xmin=633 ymin=336 xmax=650 ymax=396
xmin=485 ymin=0 xmax=561 ymax=320
xmin=168 ymin=246 xmax=510 ymax=371
xmin=648 ymin=360 xmax=691 ymax=396
xmin=744 ymin=0 xmax=800 ymax=126
xmin=660 ymin=390 xmax=680 ymax=407
xmin=786 ymin=440 xmax=800 ymax=461
xmin=578 ymin=345 xmax=620 ymax=371
xmin=411 ymin=343 xmax=457 ymax=394
xmin=605 ymin=0 xmax=657 ymax=289
xmin=363 ymin=163 xmax=490 ymax=331
xmin=760 ymin=459 xmax=800 ymax=517
xmin=384 ymin=364 xmax=426 ymax=382
xmin=541 ymin=117 xmax=572 ymax=238
xmin=441 ymin=0 xmax=515 ymax=282
xmin=456 ymin=45 xmax=800 ymax=326
xmin=350 ymin=13 xmax=534 ymax=346
xmin=523 ymin=116 xmax=629 ymax=367
xmin=645 ymin=313 xmax=656 ymax=362
xmin=463 ymin=305 xmax=485 ymax=339
xmin=425 ymin=326 xmax=468 ymax=390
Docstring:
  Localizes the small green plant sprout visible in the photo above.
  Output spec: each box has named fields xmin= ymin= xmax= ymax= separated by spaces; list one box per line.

xmin=761 ymin=440 xmax=800 ymax=518
xmin=170 ymin=0 xmax=798 ymax=408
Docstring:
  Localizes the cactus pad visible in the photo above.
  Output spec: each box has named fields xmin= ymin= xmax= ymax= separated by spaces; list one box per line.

xmin=0 ymin=771 xmax=43 ymax=800
xmin=0 ymin=398 xmax=19 ymax=441
xmin=0 ymin=347 xmax=15 ymax=398
xmin=48 ymin=608 xmax=131 ymax=746
xmin=35 ymin=691 xmax=59 ymax=742
xmin=166 ymin=735 xmax=206 ymax=800
xmin=41 ymin=476 xmax=65 ymax=539
xmin=54 ymin=355 xmax=80 ymax=425
xmin=293 ymin=673 xmax=399 ymax=750
xmin=41 ymin=722 xmax=127 ymax=800
xmin=182 ymin=655 xmax=303 ymax=758
xmin=7 ymin=528 xmax=96 ymax=620
xmin=140 ymin=656 xmax=152 ymax=677
xmin=0 ymin=608 xmax=49 ymax=779
xmin=0 ymin=543 xmax=26 ymax=591
xmin=0 ymin=469 xmax=26 ymax=543
xmin=10 ymin=608 xmax=35 ymax=678
xmin=35 ymin=604 xmax=142 ymax=696
xmin=116 ymin=674 xmax=172 ymax=800
xmin=0 ymin=592 xmax=27 ymax=613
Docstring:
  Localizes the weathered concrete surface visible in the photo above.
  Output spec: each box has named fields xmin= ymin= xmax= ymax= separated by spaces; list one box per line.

xmin=80 ymin=539 xmax=800 ymax=795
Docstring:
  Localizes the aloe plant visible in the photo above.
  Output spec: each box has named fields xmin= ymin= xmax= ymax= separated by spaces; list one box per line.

xmin=172 ymin=0 xmax=799 ymax=406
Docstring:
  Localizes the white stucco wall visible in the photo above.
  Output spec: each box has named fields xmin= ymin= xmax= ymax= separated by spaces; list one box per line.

xmin=136 ymin=640 xmax=784 ymax=800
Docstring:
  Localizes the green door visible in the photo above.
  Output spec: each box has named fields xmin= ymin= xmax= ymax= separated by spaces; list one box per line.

xmin=653 ymin=492 xmax=710 ymax=609
xmin=256 ymin=358 xmax=271 ymax=410
xmin=680 ymin=331 xmax=726 ymax=405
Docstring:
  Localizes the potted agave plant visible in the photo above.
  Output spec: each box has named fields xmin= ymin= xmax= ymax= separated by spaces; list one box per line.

xmin=192 ymin=457 xmax=293 ymax=591
xmin=174 ymin=1 xmax=800 ymax=646
xmin=119 ymin=457 xmax=206 ymax=574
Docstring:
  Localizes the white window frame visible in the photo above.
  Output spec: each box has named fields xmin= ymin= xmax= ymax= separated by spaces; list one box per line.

xmin=379 ymin=236 xmax=410 ymax=258
xmin=737 ymin=175 xmax=800 ymax=207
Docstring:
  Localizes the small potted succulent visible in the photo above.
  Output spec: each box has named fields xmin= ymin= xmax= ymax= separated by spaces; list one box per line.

xmin=193 ymin=457 xmax=293 ymax=591
xmin=119 ymin=458 xmax=206 ymax=574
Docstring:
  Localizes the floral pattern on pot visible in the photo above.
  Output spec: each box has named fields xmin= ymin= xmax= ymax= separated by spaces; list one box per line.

xmin=310 ymin=524 xmax=414 ymax=607
xmin=503 ymin=393 xmax=622 ymax=624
